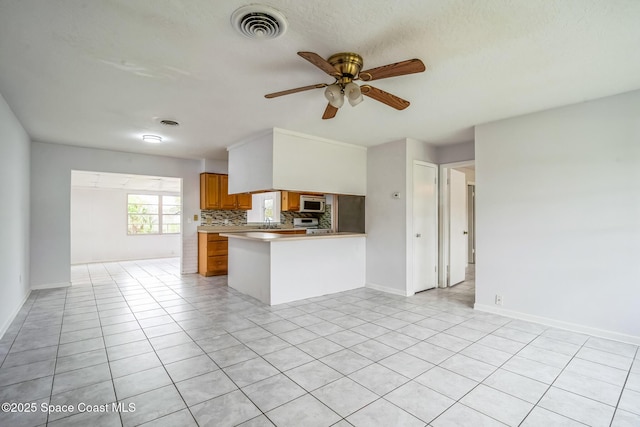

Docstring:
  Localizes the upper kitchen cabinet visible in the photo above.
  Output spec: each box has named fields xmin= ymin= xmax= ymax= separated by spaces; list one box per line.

xmin=200 ymin=173 xmax=221 ymax=209
xmin=236 ymin=192 xmax=252 ymax=210
xmin=227 ymin=128 xmax=367 ymax=196
xmin=219 ymin=175 xmax=237 ymax=209
xmin=200 ymin=173 xmax=252 ymax=210
xmin=280 ymin=191 xmax=300 ymax=211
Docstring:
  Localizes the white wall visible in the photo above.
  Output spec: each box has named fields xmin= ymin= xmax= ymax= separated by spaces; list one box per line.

xmin=366 ymin=138 xmax=441 ymax=296
xmin=202 ymin=158 xmax=228 ymax=174
xmin=0 ymin=93 xmax=31 ymax=338
xmin=70 ymin=188 xmax=181 ymax=264
xmin=366 ymin=140 xmax=408 ymax=294
xmin=475 ymin=89 xmax=640 ymax=343
xmin=437 ymin=140 xmax=474 ymax=164
xmin=227 ymin=131 xmax=274 ymax=194
xmin=272 ymin=129 xmax=367 ymax=195
xmin=228 ymin=128 xmax=367 ymax=195
xmin=31 ymin=142 xmax=202 ymax=287
xmin=456 ymin=167 xmax=476 ymax=183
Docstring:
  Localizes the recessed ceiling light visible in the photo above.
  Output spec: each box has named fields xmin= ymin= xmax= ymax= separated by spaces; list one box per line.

xmin=142 ymin=135 xmax=163 ymax=143
xmin=160 ymin=119 xmax=179 ymax=126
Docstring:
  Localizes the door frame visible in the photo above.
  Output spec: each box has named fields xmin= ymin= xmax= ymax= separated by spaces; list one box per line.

xmin=410 ymin=160 xmax=439 ymax=295
xmin=467 ymin=183 xmax=476 ymax=264
xmin=438 ymin=160 xmax=475 ymax=287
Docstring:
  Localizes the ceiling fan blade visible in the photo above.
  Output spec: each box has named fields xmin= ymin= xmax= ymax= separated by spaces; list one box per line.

xmin=298 ymin=52 xmax=341 ymax=77
xmin=358 ymin=58 xmax=425 ymax=82
xmin=360 ymin=85 xmax=410 ymax=110
xmin=322 ymin=103 xmax=338 ymax=120
xmin=265 ymin=83 xmax=327 ymax=98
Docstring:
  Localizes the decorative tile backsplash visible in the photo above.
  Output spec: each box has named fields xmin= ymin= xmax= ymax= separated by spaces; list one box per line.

xmin=200 ymin=204 xmax=332 ymax=228
xmin=318 ymin=204 xmax=332 ymax=229
xmin=200 ymin=209 xmax=247 ymax=226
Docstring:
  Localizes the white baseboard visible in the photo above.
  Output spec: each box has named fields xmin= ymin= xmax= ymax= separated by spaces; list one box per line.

xmin=0 ymin=290 xmax=32 ymax=340
xmin=474 ymin=303 xmax=640 ymax=346
xmin=31 ymin=281 xmax=71 ymax=290
xmin=366 ymin=282 xmax=411 ymax=297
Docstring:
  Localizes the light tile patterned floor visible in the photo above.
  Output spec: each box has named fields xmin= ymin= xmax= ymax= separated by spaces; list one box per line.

xmin=0 ymin=258 xmax=638 ymax=426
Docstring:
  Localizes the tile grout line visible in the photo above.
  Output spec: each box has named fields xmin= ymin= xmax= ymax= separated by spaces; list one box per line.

xmin=4 ymin=260 xmax=637 ymax=427
xmin=46 ymin=284 xmax=70 ymax=426
xmin=93 ymin=266 xmax=126 ymax=427
xmin=608 ymin=346 xmax=639 ymax=427
xmin=106 ymin=259 xmax=197 ymax=427
xmin=516 ymin=345 xmax=582 ymax=426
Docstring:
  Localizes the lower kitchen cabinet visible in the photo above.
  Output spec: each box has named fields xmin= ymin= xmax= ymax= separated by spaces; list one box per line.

xmin=198 ymin=233 xmax=228 ymax=276
xmin=198 ymin=229 xmax=306 ymax=276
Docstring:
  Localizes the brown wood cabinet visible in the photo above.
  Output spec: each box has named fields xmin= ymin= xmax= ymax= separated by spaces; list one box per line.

xmin=200 ymin=173 xmax=220 ymax=209
xmin=236 ymin=193 xmax=253 ymax=210
xmin=281 ymin=191 xmax=300 ymax=211
xmin=198 ymin=229 xmax=306 ymax=276
xmin=198 ymin=233 xmax=228 ymax=276
xmin=200 ymin=173 xmax=252 ymax=210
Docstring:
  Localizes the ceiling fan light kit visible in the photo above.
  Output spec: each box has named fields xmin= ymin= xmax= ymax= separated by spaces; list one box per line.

xmin=265 ymin=51 xmax=426 ymax=119
xmin=324 ymin=84 xmax=344 ymax=108
xmin=344 ymin=82 xmax=364 ymax=106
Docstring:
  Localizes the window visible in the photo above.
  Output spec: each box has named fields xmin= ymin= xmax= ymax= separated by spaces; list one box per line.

xmin=127 ymin=194 xmax=181 ymax=235
xmin=247 ymin=191 xmax=281 ymax=223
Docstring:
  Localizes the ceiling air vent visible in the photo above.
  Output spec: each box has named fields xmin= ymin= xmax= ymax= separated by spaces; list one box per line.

xmin=231 ymin=5 xmax=288 ymax=40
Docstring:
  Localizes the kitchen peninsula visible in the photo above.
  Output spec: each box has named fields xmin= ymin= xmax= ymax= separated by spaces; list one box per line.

xmin=220 ymin=231 xmax=366 ymax=305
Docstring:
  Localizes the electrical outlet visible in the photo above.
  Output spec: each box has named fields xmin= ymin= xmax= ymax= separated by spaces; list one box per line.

xmin=193 ymin=214 xmax=198 ymax=221
xmin=495 ymin=295 xmax=503 ymax=306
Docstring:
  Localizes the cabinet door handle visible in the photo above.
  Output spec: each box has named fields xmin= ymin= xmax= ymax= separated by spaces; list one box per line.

xmin=416 ymin=233 xmax=421 ymax=238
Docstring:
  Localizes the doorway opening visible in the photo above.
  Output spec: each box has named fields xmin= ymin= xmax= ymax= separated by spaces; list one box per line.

xmin=439 ymin=161 xmax=475 ymax=291
xmin=70 ymin=171 xmax=183 ymax=278
xmin=412 ymin=161 xmax=438 ymax=294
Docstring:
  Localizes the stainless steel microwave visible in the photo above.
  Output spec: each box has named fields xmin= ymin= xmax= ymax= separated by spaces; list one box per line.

xmin=299 ymin=195 xmax=326 ymax=213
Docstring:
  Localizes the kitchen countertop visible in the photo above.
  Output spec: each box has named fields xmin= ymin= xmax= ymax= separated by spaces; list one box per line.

xmin=198 ymin=225 xmax=302 ymax=233
xmin=220 ymin=231 xmax=366 ymax=242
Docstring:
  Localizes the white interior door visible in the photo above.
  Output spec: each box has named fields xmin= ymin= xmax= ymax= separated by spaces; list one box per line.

xmin=449 ymin=169 xmax=467 ymax=285
xmin=413 ymin=162 xmax=438 ymax=293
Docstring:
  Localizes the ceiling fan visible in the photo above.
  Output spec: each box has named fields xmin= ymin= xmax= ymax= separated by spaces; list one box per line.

xmin=265 ymin=51 xmax=426 ymax=119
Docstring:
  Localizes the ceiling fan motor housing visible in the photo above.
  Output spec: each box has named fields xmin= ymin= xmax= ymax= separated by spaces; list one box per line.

xmin=328 ymin=53 xmax=363 ymax=83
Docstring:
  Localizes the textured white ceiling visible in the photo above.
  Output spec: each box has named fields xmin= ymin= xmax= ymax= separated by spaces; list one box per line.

xmin=1 ymin=0 xmax=639 ymax=160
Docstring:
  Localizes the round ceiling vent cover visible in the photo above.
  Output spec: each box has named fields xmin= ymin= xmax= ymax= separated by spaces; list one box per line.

xmin=231 ymin=5 xmax=288 ymax=40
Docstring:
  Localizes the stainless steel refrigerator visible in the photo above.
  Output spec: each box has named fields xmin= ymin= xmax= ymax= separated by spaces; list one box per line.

xmin=336 ymin=195 xmax=365 ymax=233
